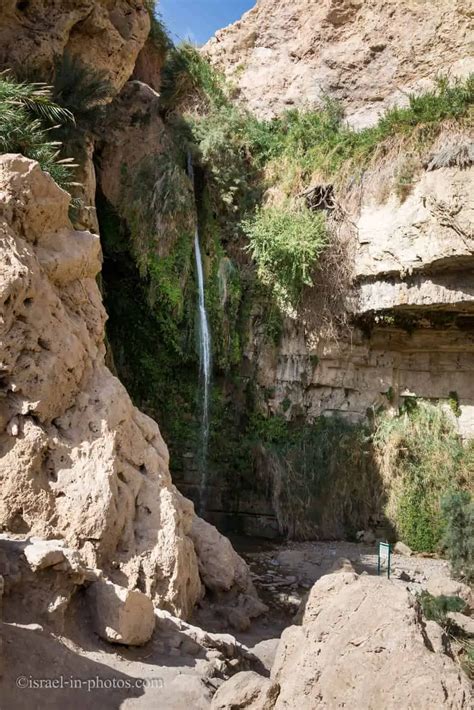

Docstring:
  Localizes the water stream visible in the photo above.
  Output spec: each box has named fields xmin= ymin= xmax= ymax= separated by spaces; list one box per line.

xmin=188 ymin=154 xmax=211 ymax=516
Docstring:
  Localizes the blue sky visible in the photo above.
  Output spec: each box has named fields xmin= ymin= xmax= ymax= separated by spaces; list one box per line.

xmin=159 ymin=0 xmax=256 ymax=46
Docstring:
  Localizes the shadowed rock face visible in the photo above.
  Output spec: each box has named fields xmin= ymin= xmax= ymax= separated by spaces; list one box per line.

xmin=204 ymin=0 xmax=473 ymax=127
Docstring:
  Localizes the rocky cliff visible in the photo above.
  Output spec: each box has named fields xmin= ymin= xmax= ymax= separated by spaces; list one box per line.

xmin=0 ymin=1 xmax=264 ymax=635
xmin=205 ymin=0 xmax=473 ymax=127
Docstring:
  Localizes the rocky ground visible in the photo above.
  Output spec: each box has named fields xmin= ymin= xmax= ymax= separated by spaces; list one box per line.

xmin=2 ymin=538 xmax=471 ymax=709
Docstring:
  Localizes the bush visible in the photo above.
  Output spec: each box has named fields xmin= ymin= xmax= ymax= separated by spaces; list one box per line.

xmin=441 ymin=490 xmax=474 ymax=583
xmin=243 ymin=203 xmax=328 ymax=310
xmin=160 ymin=43 xmax=228 ymax=113
xmin=52 ymin=54 xmax=114 ymax=159
xmin=374 ymin=402 xmax=472 ymax=553
xmin=0 ymin=73 xmax=74 ymax=188
xmin=419 ymin=591 xmax=467 ymax=626
xmin=144 ymin=1 xmax=172 ymax=54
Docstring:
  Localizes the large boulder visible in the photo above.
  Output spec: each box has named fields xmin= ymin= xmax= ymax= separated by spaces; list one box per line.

xmin=190 ymin=517 xmax=253 ymax=594
xmin=211 ymin=671 xmax=280 ymax=710
xmin=87 ymin=579 xmax=155 ymax=645
xmin=214 ymin=571 xmax=473 ymax=709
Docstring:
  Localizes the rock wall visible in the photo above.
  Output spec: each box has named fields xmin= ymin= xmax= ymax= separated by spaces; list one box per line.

xmin=0 ymin=153 xmax=203 ymax=617
xmin=0 ymin=0 xmax=150 ymax=94
xmin=205 ymin=0 xmax=473 ymax=127
xmin=0 ymin=154 xmax=261 ymax=626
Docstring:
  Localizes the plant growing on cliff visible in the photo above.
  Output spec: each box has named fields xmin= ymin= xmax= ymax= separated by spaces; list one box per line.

xmin=144 ymin=1 xmax=172 ymax=55
xmin=0 ymin=73 xmax=75 ymax=187
xmin=374 ymin=402 xmax=473 ymax=553
xmin=52 ymin=53 xmax=115 ymax=158
xmin=243 ymin=202 xmax=329 ymax=310
xmin=160 ymin=43 xmax=228 ymax=114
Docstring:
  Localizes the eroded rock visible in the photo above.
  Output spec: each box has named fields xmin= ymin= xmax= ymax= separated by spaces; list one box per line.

xmin=87 ymin=579 xmax=155 ymax=646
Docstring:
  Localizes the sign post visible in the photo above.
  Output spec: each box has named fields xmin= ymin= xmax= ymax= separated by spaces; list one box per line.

xmin=377 ymin=542 xmax=391 ymax=579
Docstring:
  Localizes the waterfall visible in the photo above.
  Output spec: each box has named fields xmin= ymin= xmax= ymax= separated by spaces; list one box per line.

xmin=188 ymin=154 xmax=211 ymax=516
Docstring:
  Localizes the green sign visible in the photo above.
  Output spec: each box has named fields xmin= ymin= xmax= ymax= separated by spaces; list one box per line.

xmin=377 ymin=542 xmax=391 ymax=579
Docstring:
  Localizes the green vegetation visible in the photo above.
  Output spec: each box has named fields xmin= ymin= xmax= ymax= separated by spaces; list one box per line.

xmin=251 ymin=413 xmax=379 ymax=539
xmin=144 ymin=1 xmax=172 ymax=55
xmin=52 ymin=53 xmax=114 ymax=158
xmin=243 ymin=202 xmax=328 ymax=309
xmin=441 ymin=490 xmax=474 ymax=583
xmin=419 ymin=591 xmax=474 ymax=679
xmin=419 ymin=591 xmax=467 ymax=626
xmin=249 ymin=75 xmax=474 ymax=194
xmin=374 ymin=401 xmax=473 ymax=553
xmin=0 ymin=73 xmax=75 ymax=187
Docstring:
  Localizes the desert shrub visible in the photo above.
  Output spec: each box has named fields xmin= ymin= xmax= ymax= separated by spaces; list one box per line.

xmin=419 ymin=591 xmax=467 ymax=626
xmin=374 ymin=402 xmax=472 ymax=552
xmin=160 ymin=43 xmax=228 ymax=113
xmin=0 ymin=73 xmax=74 ymax=187
xmin=243 ymin=203 xmax=328 ymax=310
xmin=251 ymin=75 xmax=474 ymax=195
xmin=441 ymin=490 xmax=474 ymax=583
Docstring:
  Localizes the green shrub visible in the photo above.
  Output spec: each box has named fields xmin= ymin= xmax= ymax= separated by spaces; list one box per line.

xmin=374 ymin=402 xmax=472 ymax=552
xmin=441 ymin=490 xmax=474 ymax=582
xmin=144 ymin=1 xmax=172 ymax=54
xmin=419 ymin=591 xmax=467 ymax=626
xmin=243 ymin=203 xmax=328 ymax=310
xmin=160 ymin=42 xmax=228 ymax=113
xmin=0 ymin=73 xmax=74 ymax=187
xmin=52 ymin=54 xmax=114 ymax=159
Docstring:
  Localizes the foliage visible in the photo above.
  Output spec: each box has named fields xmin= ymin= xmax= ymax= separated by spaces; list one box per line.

xmin=254 ymin=75 xmax=474 ymax=193
xmin=0 ymin=72 xmax=74 ymax=187
xmin=160 ymin=42 xmax=228 ymax=113
xmin=52 ymin=53 xmax=114 ymax=158
xmin=144 ymin=1 xmax=172 ymax=54
xmin=419 ymin=591 xmax=467 ymax=626
xmin=243 ymin=203 xmax=328 ymax=310
xmin=374 ymin=401 xmax=473 ymax=552
xmin=441 ymin=490 xmax=474 ymax=583
xmin=252 ymin=414 xmax=380 ymax=539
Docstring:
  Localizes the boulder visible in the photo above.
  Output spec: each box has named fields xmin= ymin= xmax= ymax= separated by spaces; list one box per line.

xmin=447 ymin=612 xmax=474 ymax=637
xmin=394 ymin=541 xmax=413 ymax=557
xmin=190 ymin=517 xmax=254 ymax=594
xmin=215 ymin=571 xmax=472 ymax=709
xmin=425 ymin=575 xmax=473 ymax=605
xmin=23 ymin=540 xmax=66 ymax=571
xmin=87 ymin=580 xmax=155 ymax=646
xmin=211 ymin=671 xmax=280 ymax=710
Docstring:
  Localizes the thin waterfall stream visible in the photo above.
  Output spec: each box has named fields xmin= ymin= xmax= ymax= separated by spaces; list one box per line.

xmin=188 ymin=154 xmax=212 ymax=516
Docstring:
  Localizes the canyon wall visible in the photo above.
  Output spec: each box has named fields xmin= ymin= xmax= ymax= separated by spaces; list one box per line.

xmin=205 ymin=0 xmax=473 ymax=128
xmin=0 ymin=1 xmax=261 ymax=628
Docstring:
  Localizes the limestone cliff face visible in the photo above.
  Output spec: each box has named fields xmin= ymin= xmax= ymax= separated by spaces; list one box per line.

xmin=0 ymin=0 xmax=150 ymax=94
xmin=247 ymin=156 xmax=474 ymax=438
xmin=0 ymin=154 xmax=204 ymax=617
xmin=205 ymin=0 xmax=473 ymax=127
